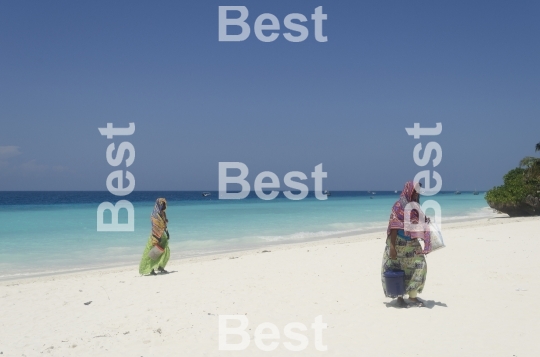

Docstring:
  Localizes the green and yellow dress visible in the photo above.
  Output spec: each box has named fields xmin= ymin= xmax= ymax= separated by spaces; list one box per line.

xmin=139 ymin=198 xmax=171 ymax=275
xmin=139 ymin=230 xmax=171 ymax=275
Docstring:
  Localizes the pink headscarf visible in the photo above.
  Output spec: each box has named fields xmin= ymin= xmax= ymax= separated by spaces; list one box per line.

xmin=387 ymin=181 xmax=431 ymax=252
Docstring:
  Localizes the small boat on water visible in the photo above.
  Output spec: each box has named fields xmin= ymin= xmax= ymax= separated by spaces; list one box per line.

xmin=473 ymin=189 xmax=479 ymax=195
xmin=323 ymin=190 xmax=331 ymax=196
xmin=455 ymin=190 xmax=461 ymax=195
xmin=394 ymin=190 xmax=398 ymax=193
xmin=202 ymin=192 xmax=211 ymax=197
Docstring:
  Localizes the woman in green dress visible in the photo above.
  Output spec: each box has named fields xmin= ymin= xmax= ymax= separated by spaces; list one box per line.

xmin=139 ymin=198 xmax=171 ymax=275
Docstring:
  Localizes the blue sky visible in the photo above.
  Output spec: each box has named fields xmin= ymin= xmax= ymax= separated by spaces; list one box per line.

xmin=0 ymin=0 xmax=539 ymax=191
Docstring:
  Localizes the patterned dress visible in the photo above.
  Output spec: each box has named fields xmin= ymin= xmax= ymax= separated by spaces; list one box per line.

xmin=381 ymin=235 xmax=427 ymax=297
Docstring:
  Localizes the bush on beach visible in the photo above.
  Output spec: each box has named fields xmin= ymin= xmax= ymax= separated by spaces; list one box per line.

xmin=485 ymin=148 xmax=540 ymax=217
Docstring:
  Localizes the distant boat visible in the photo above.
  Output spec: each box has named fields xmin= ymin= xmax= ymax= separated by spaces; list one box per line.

xmin=323 ymin=190 xmax=331 ymax=196
xmin=473 ymin=188 xmax=479 ymax=195
xmin=202 ymin=192 xmax=211 ymax=197
xmin=455 ymin=190 xmax=461 ymax=195
xmin=394 ymin=190 xmax=398 ymax=193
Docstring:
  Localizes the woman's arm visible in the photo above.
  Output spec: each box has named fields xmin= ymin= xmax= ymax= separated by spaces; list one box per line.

xmin=389 ymin=229 xmax=397 ymax=259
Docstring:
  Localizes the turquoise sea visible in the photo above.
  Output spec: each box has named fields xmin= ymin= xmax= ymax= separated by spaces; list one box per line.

xmin=0 ymin=191 xmax=493 ymax=279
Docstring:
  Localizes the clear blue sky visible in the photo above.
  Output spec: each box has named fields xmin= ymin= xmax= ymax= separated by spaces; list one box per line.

xmin=0 ymin=0 xmax=539 ymax=191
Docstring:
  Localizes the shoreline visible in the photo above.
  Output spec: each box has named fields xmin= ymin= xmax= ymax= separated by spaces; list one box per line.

xmin=1 ymin=193 xmax=494 ymax=281
xmin=0 ymin=213 xmax=514 ymax=284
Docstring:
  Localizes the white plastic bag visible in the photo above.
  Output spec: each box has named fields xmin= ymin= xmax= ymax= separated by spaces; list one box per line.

xmin=148 ymin=245 xmax=164 ymax=260
xmin=428 ymin=222 xmax=445 ymax=253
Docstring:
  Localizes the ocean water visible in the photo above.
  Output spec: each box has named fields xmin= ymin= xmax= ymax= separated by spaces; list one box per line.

xmin=0 ymin=191 xmax=494 ymax=279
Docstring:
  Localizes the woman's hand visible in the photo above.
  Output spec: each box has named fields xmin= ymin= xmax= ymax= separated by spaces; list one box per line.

xmin=389 ymin=246 xmax=397 ymax=260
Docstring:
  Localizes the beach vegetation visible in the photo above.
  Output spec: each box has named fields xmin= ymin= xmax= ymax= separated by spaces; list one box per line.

xmin=485 ymin=143 xmax=540 ymax=216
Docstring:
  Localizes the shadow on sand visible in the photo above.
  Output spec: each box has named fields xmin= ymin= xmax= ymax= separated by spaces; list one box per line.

xmin=384 ymin=298 xmax=447 ymax=309
xmin=143 ymin=270 xmax=178 ymax=277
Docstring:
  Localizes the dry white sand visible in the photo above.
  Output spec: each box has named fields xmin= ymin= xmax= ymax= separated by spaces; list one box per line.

xmin=1 ymin=216 xmax=539 ymax=357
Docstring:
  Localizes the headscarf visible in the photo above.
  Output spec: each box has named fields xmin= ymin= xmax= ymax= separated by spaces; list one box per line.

xmin=151 ymin=198 xmax=168 ymax=240
xmin=387 ymin=181 xmax=431 ymax=252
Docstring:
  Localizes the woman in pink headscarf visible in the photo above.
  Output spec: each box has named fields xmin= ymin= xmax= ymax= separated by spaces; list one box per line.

xmin=381 ymin=181 xmax=431 ymax=307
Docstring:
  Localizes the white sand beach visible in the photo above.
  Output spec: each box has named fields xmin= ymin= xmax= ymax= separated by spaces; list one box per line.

xmin=1 ymin=216 xmax=538 ymax=357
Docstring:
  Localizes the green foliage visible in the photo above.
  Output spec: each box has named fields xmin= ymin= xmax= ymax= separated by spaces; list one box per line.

xmin=519 ymin=156 xmax=540 ymax=186
xmin=519 ymin=156 xmax=540 ymax=169
xmin=486 ymin=142 xmax=540 ymax=215
xmin=485 ymin=168 xmax=535 ymax=205
xmin=487 ymin=141 xmax=540 ymax=206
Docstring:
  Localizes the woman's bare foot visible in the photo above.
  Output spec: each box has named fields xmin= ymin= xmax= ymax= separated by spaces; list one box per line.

xmin=408 ymin=297 xmax=425 ymax=307
xmin=149 ymin=269 xmax=157 ymax=276
xmin=396 ymin=297 xmax=409 ymax=308
xmin=158 ymin=267 xmax=168 ymax=274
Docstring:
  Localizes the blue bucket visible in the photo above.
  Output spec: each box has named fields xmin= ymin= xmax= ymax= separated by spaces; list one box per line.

xmin=384 ymin=269 xmax=405 ymax=297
